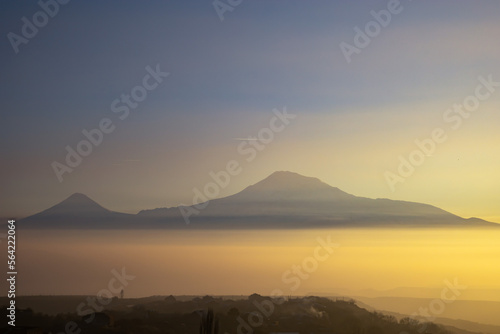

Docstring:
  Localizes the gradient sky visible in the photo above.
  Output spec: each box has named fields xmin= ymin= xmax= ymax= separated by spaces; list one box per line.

xmin=1 ymin=0 xmax=499 ymax=223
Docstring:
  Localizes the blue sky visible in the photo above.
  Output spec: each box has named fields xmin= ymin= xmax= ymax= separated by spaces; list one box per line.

xmin=1 ymin=0 xmax=500 ymax=222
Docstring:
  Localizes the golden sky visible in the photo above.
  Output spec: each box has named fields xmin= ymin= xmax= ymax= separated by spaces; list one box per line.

xmin=1 ymin=1 xmax=499 ymax=224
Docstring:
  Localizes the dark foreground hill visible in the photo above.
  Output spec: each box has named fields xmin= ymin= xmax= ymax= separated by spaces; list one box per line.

xmin=19 ymin=171 xmax=498 ymax=229
xmin=0 ymin=295 xmax=466 ymax=334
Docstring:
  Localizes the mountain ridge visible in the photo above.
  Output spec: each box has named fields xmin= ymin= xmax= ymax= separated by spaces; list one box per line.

xmin=19 ymin=171 xmax=498 ymax=229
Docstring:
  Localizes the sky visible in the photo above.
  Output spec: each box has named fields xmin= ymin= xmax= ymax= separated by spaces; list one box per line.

xmin=1 ymin=0 xmax=500 ymax=223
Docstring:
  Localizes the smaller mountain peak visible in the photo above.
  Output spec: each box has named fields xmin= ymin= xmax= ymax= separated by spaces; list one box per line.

xmin=66 ymin=192 xmax=92 ymax=200
xmin=62 ymin=193 xmax=101 ymax=205
xmin=50 ymin=193 xmax=109 ymax=214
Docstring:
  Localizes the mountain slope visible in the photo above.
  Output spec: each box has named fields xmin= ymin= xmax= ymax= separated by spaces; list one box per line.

xmin=139 ymin=171 xmax=495 ymax=228
xmin=20 ymin=193 xmax=136 ymax=228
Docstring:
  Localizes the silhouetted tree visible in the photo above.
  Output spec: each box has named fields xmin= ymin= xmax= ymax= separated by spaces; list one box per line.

xmin=400 ymin=317 xmax=420 ymax=328
xmin=165 ymin=295 xmax=176 ymax=303
xmin=200 ymin=309 xmax=219 ymax=334
xmin=248 ymin=293 xmax=262 ymax=301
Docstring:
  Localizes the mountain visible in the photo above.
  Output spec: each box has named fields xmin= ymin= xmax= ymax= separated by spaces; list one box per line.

xmin=228 ymin=171 xmax=354 ymax=202
xmin=138 ymin=171 xmax=495 ymax=228
xmin=20 ymin=193 xmax=135 ymax=228
xmin=37 ymin=192 xmax=110 ymax=215
xmin=19 ymin=171 xmax=498 ymax=229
